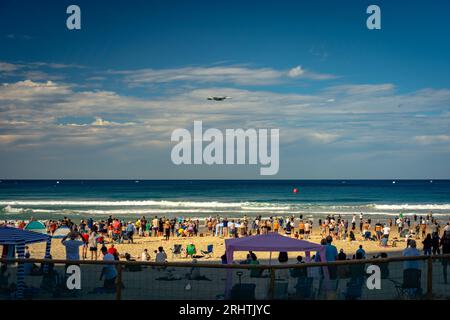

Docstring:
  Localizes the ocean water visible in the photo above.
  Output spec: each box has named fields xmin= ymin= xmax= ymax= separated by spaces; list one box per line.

xmin=0 ymin=180 xmax=449 ymax=221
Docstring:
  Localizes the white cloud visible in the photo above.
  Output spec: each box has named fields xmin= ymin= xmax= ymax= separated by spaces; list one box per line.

xmin=415 ymin=135 xmax=450 ymax=144
xmin=0 ymin=62 xmax=19 ymax=72
xmin=113 ymin=65 xmax=335 ymax=87
xmin=307 ymin=132 xmax=340 ymax=143
xmin=288 ymin=66 xmax=305 ymax=77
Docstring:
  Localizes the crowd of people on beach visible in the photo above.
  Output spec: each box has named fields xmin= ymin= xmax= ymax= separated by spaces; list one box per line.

xmin=2 ymin=212 xmax=450 ymax=262
xmin=1 ymin=212 xmax=450 ymax=299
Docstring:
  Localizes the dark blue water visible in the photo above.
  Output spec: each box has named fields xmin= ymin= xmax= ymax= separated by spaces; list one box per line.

xmin=0 ymin=180 xmax=449 ymax=220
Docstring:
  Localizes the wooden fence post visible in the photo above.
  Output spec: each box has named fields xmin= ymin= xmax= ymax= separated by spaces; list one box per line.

xmin=426 ymin=256 xmax=433 ymax=299
xmin=116 ymin=262 xmax=123 ymax=300
xmin=268 ymin=267 xmax=275 ymax=299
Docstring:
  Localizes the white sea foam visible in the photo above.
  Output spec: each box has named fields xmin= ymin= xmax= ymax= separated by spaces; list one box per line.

xmin=0 ymin=200 xmax=242 ymax=208
xmin=373 ymin=204 xmax=450 ymax=210
xmin=2 ymin=200 xmax=450 ymax=218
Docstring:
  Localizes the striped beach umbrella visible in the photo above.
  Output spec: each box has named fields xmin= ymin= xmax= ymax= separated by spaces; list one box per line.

xmin=0 ymin=226 xmax=51 ymax=299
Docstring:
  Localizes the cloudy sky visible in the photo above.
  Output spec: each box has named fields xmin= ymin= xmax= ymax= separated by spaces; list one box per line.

xmin=1 ymin=0 xmax=450 ymax=179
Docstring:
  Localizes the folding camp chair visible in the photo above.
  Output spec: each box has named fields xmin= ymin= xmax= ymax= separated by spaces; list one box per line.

xmin=390 ymin=268 xmax=423 ymax=299
xmin=272 ymin=281 xmax=289 ymax=300
xmin=342 ymin=277 xmax=364 ymax=300
xmin=230 ymin=271 xmax=256 ymax=300
xmin=112 ymin=232 xmax=122 ymax=244
xmin=171 ymin=244 xmax=182 ymax=259
xmin=292 ymin=277 xmax=315 ymax=299
xmin=201 ymin=244 xmax=213 ymax=258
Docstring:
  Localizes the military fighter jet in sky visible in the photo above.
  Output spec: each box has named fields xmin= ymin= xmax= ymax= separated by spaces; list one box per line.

xmin=206 ymin=96 xmax=232 ymax=101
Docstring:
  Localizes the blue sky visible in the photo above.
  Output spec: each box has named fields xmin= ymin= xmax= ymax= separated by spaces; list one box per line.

xmin=1 ymin=0 xmax=450 ymax=179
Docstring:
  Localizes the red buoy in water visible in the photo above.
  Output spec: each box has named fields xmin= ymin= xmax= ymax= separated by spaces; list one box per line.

xmin=293 ymin=188 xmax=299 ymax=194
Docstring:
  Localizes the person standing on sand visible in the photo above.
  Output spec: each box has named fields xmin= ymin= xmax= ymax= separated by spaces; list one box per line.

xmin=422 ymin=234 xmax=432 ymax=255
xmin=164 ymin=219 xmax=171 ymax=241
xmin=298 ymin=220 xmax=305 ymax=239
xmin=325 ymin=235 xmax=338 ymax=279
xmin=222 ymin=217 xmax=229 ymax=237
xmin=143 ymin=216 xmax=148 ymax=237
xmin=171 ymin=218 xmax=176 ymax=237
xmin=61 ymin=232 xmax=84 ymax=270
xmin=152 ymin=216 xmax=158 ymax=237
xmin=273 ymin=218 xmax=279 ymax=233
xmin=88 ymin=228 xmax=99 ymax=260
xmin=285 ymin=219 xmax=292 ymax=237
xmin=420 ymin=220 xmax=427 ymax=239
xmin=99 ymin=246 xmax=117 ymax=292
xmin=304 ymin=221 xmax=311 ymax=239
xmin=126 ymin=221 xmax=135 ymax=244
xmin=401 ymin=239 xmax=422 ymax=296
xmin=81 ymin=231 xmax=89 ymax=260
xmin=440 ymin=231 xmax=450 ymax=283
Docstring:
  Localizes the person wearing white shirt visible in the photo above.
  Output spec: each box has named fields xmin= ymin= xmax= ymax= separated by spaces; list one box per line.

xmin=141 ymin=249 xmax=150 ymax=261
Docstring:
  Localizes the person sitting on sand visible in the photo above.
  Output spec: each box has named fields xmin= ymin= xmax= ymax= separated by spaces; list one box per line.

xmin=220 ymin=253 xmax=227 ymax=264
xmin=248 ymin=253 xmax=263 ymax=278
xmin=141 ymin=249 xmax=151 ymax=261
xmin=355 ymin=245 xmax=366 ymax=259
xmin=107 ymin=244 xmax=119 ymax=260
xmin=155 ymin=246 xmax=167 ymax=263
xmin=337 ymin=249 xmax=347 ymax=261
xmin=290 ymin=256 xmax=307 ymax=278
xmin=240 ymin=254 xmax=252 ymax=265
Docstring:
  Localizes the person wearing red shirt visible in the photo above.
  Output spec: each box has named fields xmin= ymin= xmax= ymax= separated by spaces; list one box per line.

xmin=107 ymin=244 xmax=119 ymax=260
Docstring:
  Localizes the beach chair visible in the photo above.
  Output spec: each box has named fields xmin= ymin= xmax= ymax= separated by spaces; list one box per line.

xmin=201 ymin=244 xmax=213 ymax=258
xmin=342 ymin=277 xmax=364 ymax=300
xmin=171 ymin=244 xmax=182 ymax=259
xmin=292 ymin=277 xmax=315 ymax=299
xmin=272 ymin=281 xmax=289 ymax=300
xmin=229 ymin=271 xmax=256 ymax=300
xmin=112 ymin=232 xmax=122 ymax=244
xmin=290 ymin=266 xmax=307 ymax=278
xmin=391 ymin=268 xmax=423 ymax=299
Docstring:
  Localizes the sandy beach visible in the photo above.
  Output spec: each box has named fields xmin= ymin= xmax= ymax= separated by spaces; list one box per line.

xmin=25 ymin=228 xmax=419 ymax=263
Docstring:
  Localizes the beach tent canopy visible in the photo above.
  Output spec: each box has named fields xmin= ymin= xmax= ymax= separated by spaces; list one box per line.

xmin=224 ymin=233 xmax=328 ymax=298
xmin=0 ymin=226 xmax=50 ymax=245
xmin=225 ymin=232 xmax=325 ymax=263
xmin=0 ymin=226 xmax=52 ymax=299
xmin=24 ymin=221 xmax=46 ymax=234
xmin=52 ymin=226 xmax=70 ymax=238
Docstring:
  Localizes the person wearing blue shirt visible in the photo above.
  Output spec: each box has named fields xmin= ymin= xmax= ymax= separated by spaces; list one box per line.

xmin=403 ymin=240 xmax=421 ymax=270
xmin=324 ymin=236 xmax=338 ymax=279
xmin=325 ymin=236 xmax=338 ymax=262
xmin=126 ymin=222 xmax=135 ymax=244
xmin=356 ymin=245 xmax=366 ymax=259
xmin=100 ymin=246 xmax=117 ymax=291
